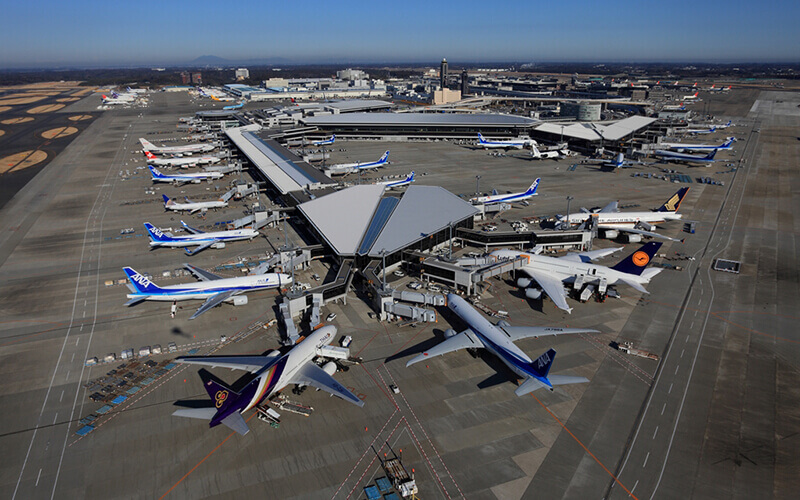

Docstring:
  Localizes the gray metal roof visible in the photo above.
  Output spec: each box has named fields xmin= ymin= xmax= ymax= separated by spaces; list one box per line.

xmin=535 ymin=122 xmax=602 ymax=141
xmin=596 ymin=116 xmax=656 ymax=141
xmin=297 ymin=185 xmax=385 ymax=255
xmin=535 ymin=115 xmax=656 ymax=142
xmin=303 ymin=112 xmax=537 ymax=127
xmin=324 ymin=100 xmax=393 ymax=112
xmin=367 ymin=186 xmax=478 ymax=257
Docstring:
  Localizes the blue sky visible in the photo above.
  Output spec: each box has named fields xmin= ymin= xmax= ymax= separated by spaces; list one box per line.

xmin=1 ymin=0 xmax=797 ymax=68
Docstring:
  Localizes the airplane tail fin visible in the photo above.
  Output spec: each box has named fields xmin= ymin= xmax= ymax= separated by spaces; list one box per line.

xmin=197 ymin=369 xmax=249 ymax=434
xmin=407 ymin=171 xmax=415 ymax=182
xmin=149 ymin=166 xmax=164 ymax=179
xmin=122 ymin=267 xmax=164 ymax=293
xmin=140 ymin=138 xmax=157 ymax=150
xmin=478 ymin=133 xmax=486 ymax=143
xmin=379 ymin=151 xmax=390 ymax=163
xmin=530 ymin=348 xmax=556 ymax=379
xmin=143 ymin=222 xmax=172 ymax=242
xmin=161 ymin=194 xmax=176 ymax=207
xmin=144 ymin=151 xmax=156 ymax=160
xmin=101 ymin=94 xmax=108 ymax=100
xmin=657 ymin=187 xmax=690 ymax=212
xmin=615 ymin=153 xmax=624 ymax=166
xmin=526 ymin=178 xmax=541 ymax=195
xmin=611 ymin=242 xmax=662 ymax=276
xmin=705 ymin=149 xmax=718 ymax=160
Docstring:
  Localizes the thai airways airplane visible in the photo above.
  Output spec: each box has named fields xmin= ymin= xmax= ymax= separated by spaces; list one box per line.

xmin=173 ymin=324 xmax=364 ymax=434
xmin=477 ymin=133 xmax=536 ymax=150
xmin=659 ymin=137 xmax=734 ymax=152
xmin=556 ymin=188 xmax=689 ymax=243
xmin=406 ymin=294 xmax=595 ymax=395
xmin=312 ymin=135 xmax=335 ymax=146
xmin=491 ymin=242 xmax=663 ymax=313
xmin=471 ymin=178 xmax=540 ymax=205
xmin=162 ymin=194 xmax=227 ymax=214
xmin=145 ymin=151 xmax=220 ymax=167
xmin=123 ymin=265 xmax=290 ymax=320
xmin=327 ymin=151 xmax=390 ymax=174
xmin=149 ymin=166 xmax=223 ymax=185
xmin=144 ymin=221 xmax=257 ymax=255
xmin=375 ymin=171 xmax=415 ymax=190
xmin=655 ymin=148 xmax=718 ymax=165
xmin=139 ymin=138 xmax=215 ymax=155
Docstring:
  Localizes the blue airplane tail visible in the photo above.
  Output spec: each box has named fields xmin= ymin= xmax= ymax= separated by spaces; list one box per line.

xmin=407 ymin=171 xmax=415 ymax=182
xmin=180 ymin=220 xmax=204 ymax=234
xmin=378 ymin=151 xmax=390 ymax=163
xmin=656 ymin=187 xmax=690 ymax=212
xmin=611 ymin=242 xmax=662 ymax=276
xmin=161 ymin=194 xmax=176 ymax=208
xmin=123 ymin=267 xmax=164 ymax=293
xmin=705 ymin=149 xmax=718 ymax=160
xmin=478 ymin=133 xmax=486 ymax=143
xmin=144 ymin=222 xmax=172 ymax=242
xmin=526 ymin=178 xmax=541 ymax=195
xmin=529 ymin=348 xmax=556 ymax=379
xmin=197 ymin=369 xmax=243 ymax=421
xmin=149 ymin=166 xmax=165 ymax=178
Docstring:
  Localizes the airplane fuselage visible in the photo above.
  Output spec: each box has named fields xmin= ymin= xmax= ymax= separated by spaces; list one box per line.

xmin=127 ymin=273 xmax=290 ymax=303
xmin=150 ymin=229 xmax=257 ymax=248
xmin=563 ymin=211 xmax=682 ymax=227
xmin=165 ymin=200 xmax=227 ymax=212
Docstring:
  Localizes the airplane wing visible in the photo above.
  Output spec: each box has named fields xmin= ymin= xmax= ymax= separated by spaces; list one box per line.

xmin=515 ymin=377 xmax=547 ymax=396
xmin=175 ymin=354 xmax=275 ymax=373
xmin=497 ymin=326 xmax=599 ymax=342
xmin=560 ymin=247 xmax=623 ymax=263
xmin=221 ymin=412 xmax=250 ymax=435
xmin=406 ymin=330 xmax=482 ymax=367
xmin=189 ymin=290 xmax=239 ymax=320
xmin=184 ymin=263 xmax=223 ymax=281
xmin=180 ymin=221 xmax=204 ymax=234
xmin=289 ymin=362 xmax=364 ymax=407
xmin=172 ymin=407 xmax=217 ymax=420
xmin=617 ymin=277 xmax=649 ymax=294
xmin=521 ymin=269 xmax=572 ymax=313
xmin=184 ymin=240 xmax=217 ymax=256
xmin=123 ymin=297 xmax=147 ymax=307
xmin=599 ymin=200 xmax=619 ymax=213
xmin=549 ymin=375 xmax=590 ymax=386
xmin=597 ymin=225 xmax=683 ymax=243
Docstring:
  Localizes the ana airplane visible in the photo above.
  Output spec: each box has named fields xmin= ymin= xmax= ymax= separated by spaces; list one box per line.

xmin=406 ymin=294 xmax=595 ymax=395
xmin=556 ymin=187 xmax=689 ymax=243
xmin=123 ymin=264 xmax=290 ymax=320
xmin=659 ymin=137 xmax=734 ymax=152
xmin=144 ymin=221 xmax=258 ymax=255
xmin=327 ymin=151 xmax=390 ymax=175
xmin=144 ymin=151 xmax=220 ymax=168
xmin=684 ymin=126 xmax=716 ymax=135
xmin=471 ymin=178 xmax=540 ymax=205
xmin=173 ymin=324 xmax=363 ymax=434
xmin=312 ymin=135 xmax=335 ymax=146
xmin=162 ymin=194 xmax=227 ymax=214
xmin=149 ymin=166 xmax=223 ymax=185
xmin=491 ymin=242 xmax=663 ymax=314
xmin=477 ymin=133 xmax=536 ymax=150
xmin=139 ymin=138 xmax=215 ymax=156
xmin=375 ymin=171 xmax=415 ymax=190
xmin=530 ymin=145 xmax=565 ymax=160
xmin=596 ymin=153 xmax=641 ymax=169
xmin=655 ymin=148 xmax=718 ymax=165
xmin=223 ymin=102 xmax=244 ymax=110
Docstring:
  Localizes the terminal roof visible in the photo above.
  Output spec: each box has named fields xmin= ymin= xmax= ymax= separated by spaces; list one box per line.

xmin=303 ymin=112 xmax=537 ymax=127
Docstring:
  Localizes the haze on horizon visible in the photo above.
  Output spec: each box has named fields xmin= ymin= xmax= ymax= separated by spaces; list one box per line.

xmin=1 ymin=0 xmax=797 ymax=69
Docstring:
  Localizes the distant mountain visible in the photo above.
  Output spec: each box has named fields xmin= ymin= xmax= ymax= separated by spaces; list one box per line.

xmin=189 ymin=55 xmax=294 ymax=67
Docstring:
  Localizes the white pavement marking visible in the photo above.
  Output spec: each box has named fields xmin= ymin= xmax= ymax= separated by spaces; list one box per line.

xmin=53 ymin=413 xmax=57 ymax=424
xmin=668 ymin=383 xmax=673 ymax=394
xmin=643 ymin=452 xmax=650 ymax=468
xmin=64 ymin=371 xmax=69 ymax=381
xmin=674 ymin=365 xmax=680 ymax=374
xmin=70 ymin=353 xmax=74 ymax=362
xmin=59 ymin=391 xmax=63 ymax=402
xmin=680 ymin=349 xmax=685 ymax=358
xmin=653 ymin=426 xmax=659 ymax=439
xmin=35 ymin=469 xmax=41 ymax=487
xmin=661 ymin=403 xmax=666 ymax=415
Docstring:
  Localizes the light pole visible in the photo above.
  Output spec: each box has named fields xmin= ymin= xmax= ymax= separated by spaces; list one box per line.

xmin=381 ymin=249 xmax=387 ymax=291
xmin=475 ymin=175 xmax=482 ymax=196
xmin=565 ymin=196 xmax=573 ymax=230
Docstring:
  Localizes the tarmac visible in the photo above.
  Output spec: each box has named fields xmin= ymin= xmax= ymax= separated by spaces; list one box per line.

xmin=0 ymin=88 xmax=797 ymax=499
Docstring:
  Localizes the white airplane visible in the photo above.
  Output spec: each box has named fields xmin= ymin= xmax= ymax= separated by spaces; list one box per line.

xmin=406 ymin=294 xmax=595 ymax=395
xmin=125 ymin=87 xmax=148 ymax=94
xmin=101 ymin=93 xmax=135 ymax=105
xmin=173 ymin=324 xmax=363 ymax=434
xmin=123 ymin=264 xmax=290 ymax=320
xmin=659 ymin=137 xmax=734 ymax=152
xmin=471 ymin=178 xmax=540 ymax=205
xmin=375 ymin=171 xmax=415 ymax=190
xmin=707 ymin=85 xmax=732 ymax=93
xmin=144 ymin=221 xmax=258 ymax=255
xmin=312 ymin=135 xmax=335 ymax=146
xmin=139 ymin=138 xmax=215 ymax=156
xmin=145 ymin=151 xmax=220 ymax=168
xmin=684 ymin=125 xmax=716 ymax=135
xmin=149 ymin=166 xmax=223 ymax=185
xmin=477 ymin=133 xmax=536 ymax=150
xmin=491 ymin=242 xmax=663 ymax=314
xmin=655 ymin=148 xmax=718 ymax=165
xmin=162 ymin=194 xmax=227 ymax=214
xmin=595 ymin=153 xmax=641 ymax=169
xmin=530 ymin=145 xmax=564 ymax=160
xmin=197 ymin=87 xmax=235 ymax=102
xmin=682 ymin=92 xmax=700 ymax=101
xmin=327 ymin=151 xmax=390 ymax=175
xmin=556 ymin=187 xmax=689 ymax=243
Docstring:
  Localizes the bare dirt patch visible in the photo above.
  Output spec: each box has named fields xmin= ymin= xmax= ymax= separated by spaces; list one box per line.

xmin=57 ymin=97 xmax=80 ymax=103
xmin=27 ymin=104 xmax=65 ymax=114
xmin=41 ymin=126 xmax=78 ymax=139
xmin=1 ymin=117 xmax=34 ymax=124
xmin=0 ymin=150 xmax=47 ymax=174
xmin=68 ymin=114 xmax=92 ymax=121
xmin=0 ymin=106 xmax=11 ymax=113
xmin=0 ymin=95 xmax=48 ymax=105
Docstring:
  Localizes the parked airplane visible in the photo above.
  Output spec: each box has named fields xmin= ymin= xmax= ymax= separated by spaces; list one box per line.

xmin=312 ymin=135 xmax=335 ymax=146
xmin=556 ymin=187 xmax=689 ymax=242
xmin=685 ymin=126 xmax=716 ymax=135
xmin=149 ymin=166 xmax=223 ymax=185
xmin=327 ymin=151 xmax=390 ymax=174
xmin=375 ymin=171 xmax=415 ymax=190
xmin=659 ymin=137 xmax=734 ymax=152
xmin=406 ymin=294 xmax=595 ymax=395
xmin=491 ymin=242 xmax=663 ymax=313
xmin=529 ymin=145 xmax=564 ymax=160
xmin=125 ymin=87 xmax=148 ymax=94
xmin=173 ymin=324 xmax=363 ymax=434
xmin=683 ymin=92 xmax=700 ymax=101
xmin=223 ymin=102 xmax=244 ymax=110
xmin=471 ymin=178 xmax=540 ymax=205
xmin=596 ymin=153 xmax=640 ymax=169
xmin=144 ymin=221 xmax=258 ymax=255
xmin=654 ymin=148 xmax=718 ymax=165
xmin=197 ymin=87 xmax=234 ymax=101
xmin=139 ymin=138 xmax=215 ymax=155
xmin=477 ymin=133 xmax=536 ymax=150
xmin=123 ymin=264 xmax=290 ymax=320
xmin=162 ymin=194 xmax=227 ymax=214
xmin=145 ymin=151 xmax=220 ymax=168
xmin=708 ymin=85 xmax=732 ymax=93
xmin=101 ymin=93 xmax=134 ymax=105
